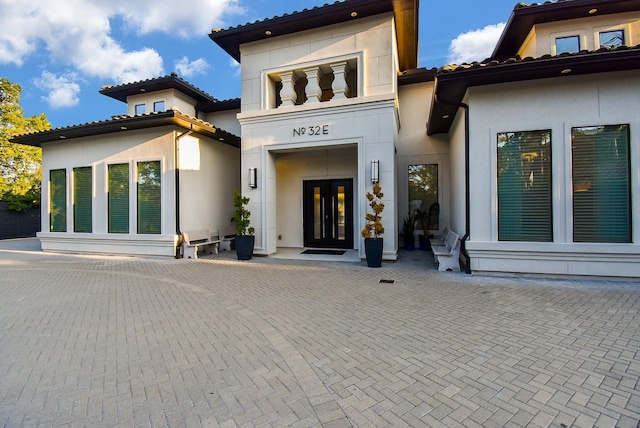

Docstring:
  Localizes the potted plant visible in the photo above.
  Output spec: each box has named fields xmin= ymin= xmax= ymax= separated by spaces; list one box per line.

xmin=414 ymin=208 xmax=430 ymax=251
xmin=361 ymin=182 xmax=385 ymax=267
xmin=233 ymin=191 xmax=255 ymax=260
xmin=401 ymin=212 xmax=415 ymax=250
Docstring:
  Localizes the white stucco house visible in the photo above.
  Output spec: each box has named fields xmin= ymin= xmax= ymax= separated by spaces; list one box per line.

xmin=13 ymin=0 xmax=640 ymax=277
xmin=13 ymin=74 xmax=241 ymax=257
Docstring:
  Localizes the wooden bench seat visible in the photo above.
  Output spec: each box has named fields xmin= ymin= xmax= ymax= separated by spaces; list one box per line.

xmin=182 ymin=230 xmax=220 ymax=259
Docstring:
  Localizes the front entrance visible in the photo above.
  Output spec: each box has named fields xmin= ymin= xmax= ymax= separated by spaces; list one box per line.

xmin=303 ymin=179 xmax=353 ymax=249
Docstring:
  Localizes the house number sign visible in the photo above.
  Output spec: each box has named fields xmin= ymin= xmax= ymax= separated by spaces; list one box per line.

xmin=293 ymin=124 xmax=330 ymax=137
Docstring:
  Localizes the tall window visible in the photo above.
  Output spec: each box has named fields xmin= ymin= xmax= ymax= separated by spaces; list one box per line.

xmin=73 ymin=167 xmax=92 ymax=233
xmin=49 ymin=169 xmax=67 ymax=232
xmin=599 ymin=30 xmax=624 ymax=49
xmin=572 ymin=125 xmax=631 ymax=243
xmin=137 ymin=161 xmax=161 ymax=234
xmin=408 ymin=164 xmax=439 ymax=230
xmin=108 ymin=163 xmax=129 ymax=233
xmin=497 ymin=130 xmax=552 ymax=241
xmin=556 ymin=35 xmax=580 ymax=53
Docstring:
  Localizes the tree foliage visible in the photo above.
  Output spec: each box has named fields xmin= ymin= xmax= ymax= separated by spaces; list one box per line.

xmin=0 ymin=77 xmax=50 ymax=211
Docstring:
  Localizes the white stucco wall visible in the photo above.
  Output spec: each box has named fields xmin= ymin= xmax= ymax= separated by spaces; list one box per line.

xmin=127 ymin=89 xmax=198 ymax=116
xmin=38 ymin=126 xmax=240 ymax=257
xmin=397 ymin=82 xmax=451 ymax=239
xmin=240 ymin=100 xmax=398 ymax=259
xmin=275 ymin=147 xmax=358 ymax=248
xmin=519 ymin=12 xmax=640 ymax=58
xmin=179 ymin=136 xmax=240 ymax=234
xmin=465 ymin=70 xmax=640 ymax=277
xmin=39 ymin=128 xmax=178 ymax=256
xmin=204 ymin=109 xmax=241 ymax=137
xmin=239 ymin=13 xmax=397 ymax=114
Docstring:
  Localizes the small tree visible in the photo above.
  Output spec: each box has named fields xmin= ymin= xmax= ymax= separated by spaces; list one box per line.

xmin=232 ymin=191 xmax=255 ymax=236
xmin=361 ymin=182 xmax=385 ymax=239
xmin=1 ymin=77 xmax=51 ymax=211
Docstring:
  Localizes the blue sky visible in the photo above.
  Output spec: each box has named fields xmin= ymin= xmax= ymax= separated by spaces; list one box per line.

xmin=1 ymin=0 xmax=518 ymax=129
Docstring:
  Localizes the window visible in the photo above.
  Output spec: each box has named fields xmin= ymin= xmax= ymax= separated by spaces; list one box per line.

xmin=599 ymin=30 xmax=624 ymax=49
xmin=49 ymin=169 xmax=67 ymax=232
xmin=556 ymin=35 xmax=580 ymax=53
xmin=497 ymin=130 xmax=552 ymax=241
xmin=153 ymin=101 xmax=165 ymax=112
xmin=408 ymin=164 xmax=439 ymax=231
xmin=137 ymin=161 xmax=161 ymax=234
xmin=572 ymin=125 xmax=631 ymax=243
xmin=73 ymin=167 xmax=92 ymax=233
xmin=108 ymin=163 xmax=129 ymax=233
xmin=135 ymin=104 xmax=146 ymax=115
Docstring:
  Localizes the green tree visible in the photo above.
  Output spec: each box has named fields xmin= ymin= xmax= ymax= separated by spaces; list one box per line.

xmin=0 ymin=77 xmax=50 ymax=211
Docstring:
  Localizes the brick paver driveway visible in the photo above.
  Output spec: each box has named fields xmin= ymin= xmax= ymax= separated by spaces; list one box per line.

xmin=1 ymin=239 xmax=639 ymax=427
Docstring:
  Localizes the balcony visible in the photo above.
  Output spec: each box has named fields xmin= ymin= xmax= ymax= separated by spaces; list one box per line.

xmin=269 ymin=59 xmax=358 ymax=109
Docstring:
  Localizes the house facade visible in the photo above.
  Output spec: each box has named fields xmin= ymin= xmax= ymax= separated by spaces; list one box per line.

xmin=13 ymin=75 xmax=241 ymax=257
xmin=13 ymin=0 xmax=640 ymax=277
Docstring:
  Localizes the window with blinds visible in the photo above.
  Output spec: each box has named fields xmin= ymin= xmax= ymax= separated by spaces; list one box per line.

xmin=137 ymin=161 xmax=161 ymax=234
xmin=108 ymin=163 xmax=130 ymax=233
xmin=73 ymin=167 xmax=92 ymax=233
xmin=50 ymin=169 xmax=67 ymax=232
xmin=497 ymin=130 xmax=552 ymax=241
xmin=572 ymin=125 xmax=631 ymax=243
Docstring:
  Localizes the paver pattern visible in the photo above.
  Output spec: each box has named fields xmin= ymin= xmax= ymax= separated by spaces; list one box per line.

xmin=1 ymin=239 xmax=639 ymax=427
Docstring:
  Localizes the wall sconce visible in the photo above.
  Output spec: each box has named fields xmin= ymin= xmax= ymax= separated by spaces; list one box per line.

xmin=249 ymin=167 xmax=257 ymax=188
xmin=371 ymin=160 xmax=379 ymax=183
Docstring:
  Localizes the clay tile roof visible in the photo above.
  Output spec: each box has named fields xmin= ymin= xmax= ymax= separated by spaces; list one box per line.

xmin=100 ymin=73 xmax=218 ymax=104
xmin=11 ymin=109 xmax=240 ymax=148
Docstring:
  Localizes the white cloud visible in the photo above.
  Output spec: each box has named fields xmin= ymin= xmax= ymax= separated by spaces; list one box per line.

xmin=0 ymin=0 xmax=243 ymax=83
xmin=230 ymin=58 xmax=241 ymax=77
xmin=174 ymin=57 xmax=210 ymax=78
xmin=113 ymin=0 xmax=244 ymax=38
xmin=448 ymin=23 xmax=506 ymax=65
xmin=34 ymin=71 xmax=82 ymax=108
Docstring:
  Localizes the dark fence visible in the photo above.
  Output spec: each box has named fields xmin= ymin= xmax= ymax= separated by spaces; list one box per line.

xmin=0 ymin=201 xmax=41 ymax=239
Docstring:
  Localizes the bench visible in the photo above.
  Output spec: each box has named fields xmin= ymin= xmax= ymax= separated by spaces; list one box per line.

xmin=182 ymin=230 xmax=220 ymax=259
xmin=429 ymin=227 xmax=450 ymax=248
xmin=432 ymin=230 xmax=461 ymax=272
xmin=218 ymin=225 xmax=236 ymax=252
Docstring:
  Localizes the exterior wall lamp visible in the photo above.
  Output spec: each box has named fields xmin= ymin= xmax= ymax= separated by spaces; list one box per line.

xmin=249 ymin=167 xmax=257 ymax=188
xmin=371 ymin=160 xmax=379 ymax=183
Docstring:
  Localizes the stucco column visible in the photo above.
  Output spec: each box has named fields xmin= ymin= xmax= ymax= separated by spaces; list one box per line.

xmin=330 ymin=62 xmax=349 ymax=100
xmin=278 ymin=71 xmax=298 ymax=107
xmin=303 ymin=66 xmax=323 ymax=103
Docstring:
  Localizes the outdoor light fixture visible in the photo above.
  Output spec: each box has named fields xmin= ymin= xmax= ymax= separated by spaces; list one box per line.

xmin=249 ymin=167 xmax=257 ymax=188
xmin=371 ymin=160 xmax=379 ymax=183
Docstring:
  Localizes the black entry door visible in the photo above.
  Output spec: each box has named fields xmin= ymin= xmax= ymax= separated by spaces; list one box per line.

xmin=303 ymin=179 xmax=353 ymax=248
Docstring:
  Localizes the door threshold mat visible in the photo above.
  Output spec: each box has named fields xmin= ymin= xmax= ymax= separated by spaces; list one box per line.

xmin=302 ymin=249 xmax=347 ymax=255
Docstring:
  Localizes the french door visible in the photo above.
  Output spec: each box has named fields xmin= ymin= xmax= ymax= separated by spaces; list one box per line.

xmin=303 ymin=179 xmax=353 ymax=249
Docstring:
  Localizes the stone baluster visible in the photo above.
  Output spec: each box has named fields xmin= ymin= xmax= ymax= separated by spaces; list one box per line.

xmin=303 ymin=67 xmax=323 ymax=103
xmin=279 ymin=71 xmax=298 ymax=107
xmin=330 ymin=62 xmax=349 ymax=100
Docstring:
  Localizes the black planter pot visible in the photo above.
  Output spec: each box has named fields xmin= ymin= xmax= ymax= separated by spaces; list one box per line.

xmin=404 ymin=235 xmax=415 ymax=251
xmin=418 ymin=234 xmax=431 ymax=251
xmin=235 ymin=235 xmax=255 ymax=260
xmin=364 ymin=238 xmax=383 ymax=268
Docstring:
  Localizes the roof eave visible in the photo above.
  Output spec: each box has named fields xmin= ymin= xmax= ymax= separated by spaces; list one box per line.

xmin=11 ymin=111 xmax=240 ymax=148
xmin=99 ymin=74 xmax=217 ymax=104
xmin=493 ymin=0 xmax=640 ymax=59
xmin=209 ymin=0 xmax=418 ymax=71
xmin=428 ymin=48 xmax=640 ymax=135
